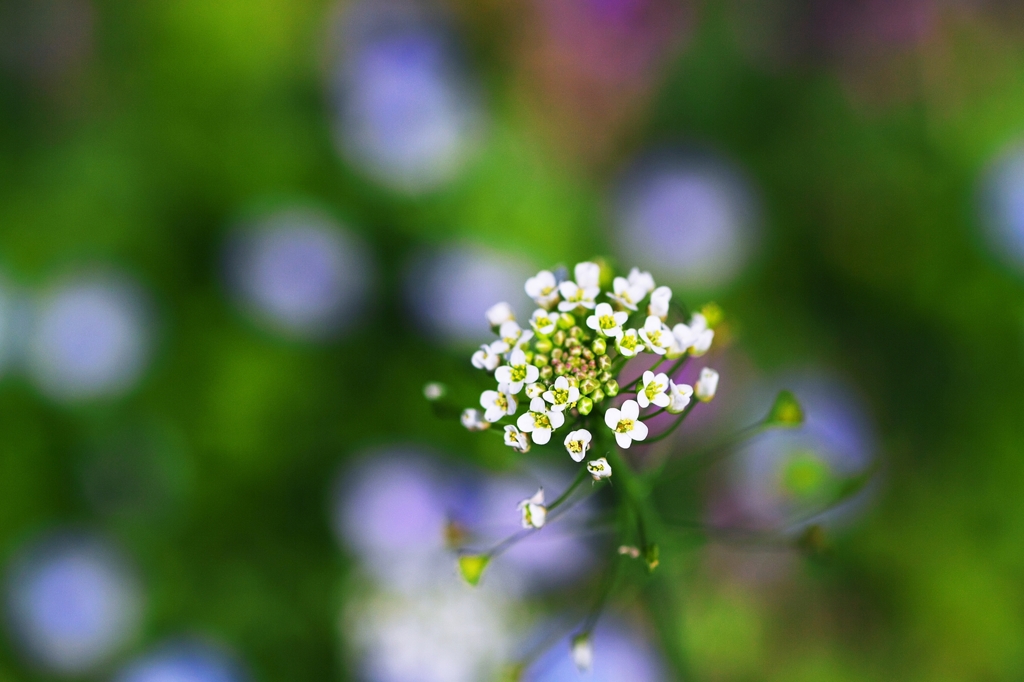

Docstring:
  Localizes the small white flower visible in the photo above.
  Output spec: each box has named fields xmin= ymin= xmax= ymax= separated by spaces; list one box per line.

xmin=585 ymin=302 xmax=628 ymax=339
xmin=516 ymin=397 xmax=566 ymax=445
xmin=530 ymin=308 xmax=558 ymax=336
xmin=525 ymin=382 xmax=546 ymax=400
xmin=627 ymin=267 xmax=656 ymax=294
xmin=637 ymin=371 xmax=670 ymax=409
xmin=480 ymin=384 xmax=518 ymax=422
xmin=571 ymin=634 xmax=594 ymax=673
xmin=667 ymin=380 xmax=694 ymax=414
xmin=461 ymin=408 xmax=490 ymax=431
xmin=556 ymin=280 xmax=599 ymax=312
xmin=542 ymin=376 xmax=580 ymax=412
xmin=525 ymin=270 xmax=560 ymax=309
xmin=616 ymin=329 xmax=644 ymax=358
xmin=639 ymin=315 xmax=674 ymax=355
xmin=423 ymin=382 xmax=445 ymax=400
xmin=494 ymin=348 xmax=540 ymax=394
xmin=574 ymin=261 xmax=601 ymax=289
xmin=518 ymin=488 xmax=547 ymax=529
xmin=504 ymin=425 xmax=531 ymax=452
xmin=695 ymin=367 xmax=719 ymax=402
xmin=648 ymin=285 xmax=672 ymax=320
xmin=471 ymin=341 xmax=503 ymax=371
xmin=607 ymin=276 xmax=647 ymax=311
xmin=672 ymin=313 xmax=714 ymax=357
xmin=495 ymin=320 xmax=527 ymax=352
xmin=486 ymin=302 xmax=514 ymax=327
xmin=604 ymin=399 xmax=648 ymax=449
xmin=587 ymin=457 xmax=612 ymax=480
xmin=563 ymin=429 xmax=592 ymax=462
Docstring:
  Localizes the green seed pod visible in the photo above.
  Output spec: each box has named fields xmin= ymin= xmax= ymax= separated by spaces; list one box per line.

xmin=597 ymin=354 xmax=612 ymax=370
xmin=580 ymin=378 xmax=600 ymax=395
xmin=605 ymin=379 xmax=619 ymax=397
xmin=592 ymin=338 xmax=607 ymax=355
xmin=535 ymin=338 xmax=553 ymax=354
xmin=590 ymin=388 xmax=606 ymax=404
xmin=552 ymin=330 xmax=566 ymax=347
xmin=558 ymin=313 xmax=576 ymax=330
xmin=577 ymin=396 xmax=594 ymax=415
xmin=539 ymin=366 xmax=554 ymax=381
xmin=533 ymin=354 xmax=549 ymax=368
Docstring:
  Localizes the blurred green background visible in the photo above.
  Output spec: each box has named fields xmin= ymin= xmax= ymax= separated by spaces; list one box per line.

xmin=3 ymin=0 xmax=1024 ymax=680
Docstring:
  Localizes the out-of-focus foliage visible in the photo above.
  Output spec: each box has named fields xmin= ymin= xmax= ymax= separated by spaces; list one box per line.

xmin=2 ymin=0 xmax=1024 ymax=680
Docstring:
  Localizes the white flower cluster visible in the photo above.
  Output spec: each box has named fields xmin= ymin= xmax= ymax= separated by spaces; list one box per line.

xmin=462 ymin=261 xmax=721 ymax=467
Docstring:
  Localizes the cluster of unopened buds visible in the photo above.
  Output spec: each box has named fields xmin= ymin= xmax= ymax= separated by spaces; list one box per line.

xmin=425 ymin=259 xmax=810 ymax=677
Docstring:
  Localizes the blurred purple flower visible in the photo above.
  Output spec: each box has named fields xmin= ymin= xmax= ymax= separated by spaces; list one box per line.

xmin=114 ymin=640 xmax=248 ymax=682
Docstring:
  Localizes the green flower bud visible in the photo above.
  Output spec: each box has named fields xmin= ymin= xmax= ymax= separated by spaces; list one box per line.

xmin=558 ymin=313 xmax=576 ymax=329
xmin=458 ymin=554 xmax=490 ymax=586
xmin=533 ymin=354 xmax=549 ymax=368
xmin=766 ymin=390 xmax=804 ymax=427
xmin=568 ymin=376 xmax=580 ymax=388
xmin=592 ymin=338 xmax=607 ymax=355
xmin=644 ymin=544 xmax=660 ymax=573
xmin=552 ymin=330 xmax=566 ymax=347
xmin=597 ymin=354 xmax=612 ymax=370
xmin=590 ymin=388 xmax=605 ymax=404
xmin=599 ymin=371 xmax=613 ymax=383
xmin=569 ymin=325 xmax=584 ymax=339
xmin=565 ymin=336 xmax=581 ymax=349
xmin=581 ymin=348 xmax=594 ymax=361
xmin=604 ymin=380 xmax=619 ymax=397
xmin=569 ymin=345 xmax=583 ymax=357
xmin=540 ymin=366 xmax=554 ymax=381
xmin=580 ymin=378 xmax=600 ymax=395
xmin=535 ymin=338 xmax=553 ymax=354
xmin=551 ymin=348 xmax=564 ymax=362
xmin=577 ymin=396 xmax=594 ymax=415
xmin=523 ymin=351 xmax=534 ymax=363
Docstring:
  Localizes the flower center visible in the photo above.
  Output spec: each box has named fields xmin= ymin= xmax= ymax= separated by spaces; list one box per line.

xmin=649 ymin=330 xmax=663 ymax=345
xmin=552 ymin=388 xmax=569 ymax=404
xmin=534 ymin=413 xmax=552 ymax=430
xmin=511 ymin=365 xmax=527 ymax=382
xmin=645 ymin=382 xmax=663 ymax=400
xmin=621 ymin=335 xmax=637 ymax=350
xmin=599 ymin=315 xmax=616 ymax=330
xmin=496 ymin=394 xmax=508 ymax=410
xmin=615 ymin=418 xmax=634 ymax=434
xmin=568 ymin=440 xmax=583 ymax=454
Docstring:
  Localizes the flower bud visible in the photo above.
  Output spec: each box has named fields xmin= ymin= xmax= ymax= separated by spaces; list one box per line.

xmin=577 ymin=396 xmax=594 ymax=415
xmin=604 ymin=379 xmax=619 ymax=397
xmin=571 ymin=634 xmax=593 ymax=673
xmin=766 ymin=390 xmax=804 ymax=427
xmin=579 ymin=378 xmax=600 ymax=395
xmin=590 ymin=388 xmax=605 ymax=403
xmin=558 ymin=313 xmax=575 ymax=329
xmin=551 ymin=348 xmax=563 ymax=362
xmin=533 ymin=354 xmax=549 ymax=368
xmin=569 ymin=345 xmax=582 ymax=357
xmin=597 ymin=354 xmax=612 ymax=370
xmin=568 ymin=376 xmax=580 ymax=388
xmin=423 ymin=382 xmax=446 ymax=401
xmin=540 ymin=366 xmax=554 ymax=381
xmin=523 ymin=351 xmax=534 ymax=363
xmin=592 ymin=338 xmax=607 ymax=355
xmin=565 ymin=336 xmax=581 ymax=349
xmin=535 ymin=338 xmax=553 ymax=354
xmin=569 ymin=325 xmax=584 ymax=339
xmin=701 ymin=302 xmax=724 ymax=328
xmin=644 ymin=544 xmax=660 ymax=572
xmin=458 ymin=554 xmax=490 ymax=586
xmin=552 ymin=330 xmax=566 ymax=347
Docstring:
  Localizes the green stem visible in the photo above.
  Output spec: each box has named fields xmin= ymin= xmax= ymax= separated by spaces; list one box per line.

xmin=642 ymin=399 xmax=700 ymax=445
xmin=547 ymin=465 xmax=589 ymax=512
xmin=580 ymin=553 xmax=625 ymax=635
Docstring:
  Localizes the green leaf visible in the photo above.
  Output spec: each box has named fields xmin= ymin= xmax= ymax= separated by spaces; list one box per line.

xmin=766 ymin=390 xmax=805 ymax=427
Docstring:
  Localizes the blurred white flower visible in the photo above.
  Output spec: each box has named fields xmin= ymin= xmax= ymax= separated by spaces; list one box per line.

xmin=481 ymin=385 xmax=517 ymax=423
xmin=647 ymin=285 xmax=671 ymax=320
xmin=530 ymin=308 xmax=558 ymax=336
xmin=518 ymin=489 xmax=547 ymax=529
xmin=486 ymin=302 xmax=515 ymax=327
xmin=525 ymin=270 xmax=560 ymax=310
xmin=587 ymin=457 xmax=613 ymax=481
xmin=673 ymin=313 xmax=714 ymax=357
xmin=471 ymin=342 xmax=504 ymax=371
xmin=461 ymin=408 xmax=490 ymax=431
xmin=607 ymin=276 xmax=646 ymax=311
xmin=504 ymin=425 xmax=531 ymax=453
xmin=571 ymin=634 xmax=594 ymax=673
xmin=695 ymin=368 xmax=719 ymax=402
xmin=667 ymin=381 xmax=693 ymax=414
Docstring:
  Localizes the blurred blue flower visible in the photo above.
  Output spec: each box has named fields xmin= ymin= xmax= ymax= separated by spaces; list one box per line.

xmin=615 ymin=152 xmax=760 ymax=289
xmin=404 ymin=244 xmax=535 ymax=344
xmin=980 ymin=141 xmax=1024 ymax=272
xmin=224 ymin=207 xmax=373 ymax=341
xmin=26 ymin=271 xmax=154 ymax=402
xmin=330 ymin=0 xmax=484 ymax=194
xmin=114 ymin=640 xmax=248 ymax=682
xmin=4 ymin=532 xmax=143 ymax=675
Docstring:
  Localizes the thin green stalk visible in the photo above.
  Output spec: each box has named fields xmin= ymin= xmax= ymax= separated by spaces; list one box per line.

xmin=547 ymin=465 xmax=589 ymax=512
xmin=642 ymin=399 xmax=699 ymax=445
